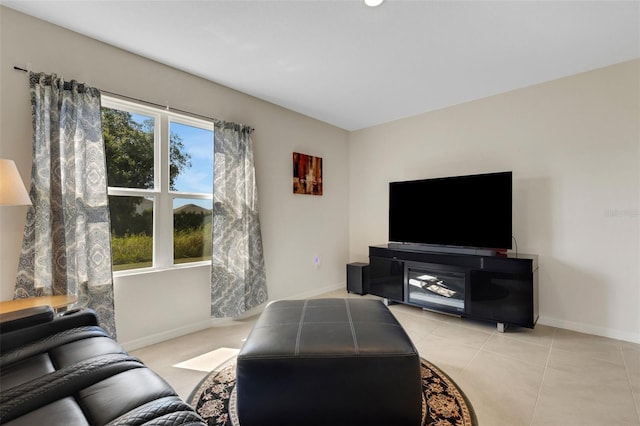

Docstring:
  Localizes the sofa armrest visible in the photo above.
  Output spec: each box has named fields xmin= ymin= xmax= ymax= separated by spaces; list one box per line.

xmin=0 ymin=306 xmax=54 ymax=334
xmin=1 ymin=308 xmax=100 ymax=355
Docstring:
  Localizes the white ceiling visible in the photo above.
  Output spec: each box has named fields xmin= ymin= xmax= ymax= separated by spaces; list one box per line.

xmin=3 ymin=0 xmax=639 ymax=131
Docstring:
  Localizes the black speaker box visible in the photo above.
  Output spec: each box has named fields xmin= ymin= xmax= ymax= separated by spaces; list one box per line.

xmin=346 ymin=262 xmax=369 ymax=295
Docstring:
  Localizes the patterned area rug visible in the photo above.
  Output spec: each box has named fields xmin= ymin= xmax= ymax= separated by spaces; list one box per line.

xmin=188 ymin=356 xmax=477 ymax=426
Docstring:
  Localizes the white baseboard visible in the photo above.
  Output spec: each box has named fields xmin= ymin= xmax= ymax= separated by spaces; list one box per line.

xmin=119 ymin=282 xmax=347 ymax=351
xmin=120 ymin=317 xmax=231 ymax=352
xmin=120 ymin=286 xmax=639 ymax=351
xmin=281 ymin=282 xmax=346 ymax=301
xmin=234 ymin=282 xmax=347 ymax=319
xmin=538 ymin=315 xmax=640 ymax=345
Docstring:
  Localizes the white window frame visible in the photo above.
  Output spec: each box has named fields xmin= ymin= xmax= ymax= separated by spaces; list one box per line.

xmin=102 ymin=96 xmax=214 ymax=275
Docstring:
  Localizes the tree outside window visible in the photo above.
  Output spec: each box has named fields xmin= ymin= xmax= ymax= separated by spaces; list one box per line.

xmin=102 ymin=98 xmax=213 ymax=272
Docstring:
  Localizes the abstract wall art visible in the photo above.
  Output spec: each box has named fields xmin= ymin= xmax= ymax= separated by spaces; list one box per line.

xmin=293 ymin=152 xmax=323 ymax=196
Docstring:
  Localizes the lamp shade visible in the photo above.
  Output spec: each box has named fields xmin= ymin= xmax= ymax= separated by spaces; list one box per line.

xmin=0 ymin=159 xmax=31 ymax=206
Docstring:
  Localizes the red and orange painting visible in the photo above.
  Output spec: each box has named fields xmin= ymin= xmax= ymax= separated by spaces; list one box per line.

xmin=293 ymin=152 xmax=323 ymax=196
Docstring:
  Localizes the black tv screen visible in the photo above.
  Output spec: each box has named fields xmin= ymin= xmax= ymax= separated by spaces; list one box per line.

xmin=389 ymin=171 xmax=512 ymax=250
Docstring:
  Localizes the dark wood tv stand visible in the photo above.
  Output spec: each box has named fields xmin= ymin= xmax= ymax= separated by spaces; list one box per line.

xmin=368 ymin=244 xmax=538 ymax=331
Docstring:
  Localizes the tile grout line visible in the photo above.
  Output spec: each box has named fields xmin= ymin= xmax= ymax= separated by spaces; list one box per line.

xmin=458 ymin=324 xmax=496 ymax=377
xmin=620 ymin=344 xmax=640 ymax=422
xmin=529 ymin=326 xmax=557 ymax=426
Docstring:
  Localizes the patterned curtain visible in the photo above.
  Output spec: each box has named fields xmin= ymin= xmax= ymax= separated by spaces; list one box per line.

xmin=14 ymin=73 xmax=116 ymax=338
xmin=210 ymin=121 xmax=268 ymax=317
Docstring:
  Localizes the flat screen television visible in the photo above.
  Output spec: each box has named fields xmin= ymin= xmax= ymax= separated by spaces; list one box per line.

xmin=389 ymin=171 xmax=512 ymax=251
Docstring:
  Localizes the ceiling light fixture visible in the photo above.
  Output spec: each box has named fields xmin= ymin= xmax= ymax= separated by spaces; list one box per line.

xmin=364 ymin=0 xmax=384 ymax=7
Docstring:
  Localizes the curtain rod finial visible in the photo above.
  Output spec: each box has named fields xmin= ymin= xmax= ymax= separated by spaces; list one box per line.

xmin=13 ymin=63 xmax=33 ymax=73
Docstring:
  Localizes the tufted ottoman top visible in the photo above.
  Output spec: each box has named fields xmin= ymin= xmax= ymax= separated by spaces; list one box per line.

xmin=239 ymin=298 xmax=417 ymax=359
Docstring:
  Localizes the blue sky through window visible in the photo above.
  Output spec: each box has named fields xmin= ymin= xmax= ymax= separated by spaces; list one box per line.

xmin=170 ymin=122 xmax=214 ymax=194
xmin=127 ymin=114 xmax=214 ymax=210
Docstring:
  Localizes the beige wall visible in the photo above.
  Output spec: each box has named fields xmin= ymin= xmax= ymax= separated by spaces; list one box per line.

xmin=0 ymin=7 xmax=350 ymax=349
xmin=349 ymin=60 xmax=640 ymax=343
xmin=2 ymin=6 xmax=638 ymax=346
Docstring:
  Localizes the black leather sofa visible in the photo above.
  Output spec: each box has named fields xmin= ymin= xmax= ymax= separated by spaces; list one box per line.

xmin=0 ymin=306 xmax=205 ymax=426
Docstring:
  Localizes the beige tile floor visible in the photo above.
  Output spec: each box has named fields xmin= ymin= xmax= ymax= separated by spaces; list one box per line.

xmin=132 ymin=289 xmax=640 ymax=426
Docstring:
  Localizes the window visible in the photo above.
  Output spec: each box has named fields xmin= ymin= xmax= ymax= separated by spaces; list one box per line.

xmin=102 ymin=97 xmax=214 ymax=272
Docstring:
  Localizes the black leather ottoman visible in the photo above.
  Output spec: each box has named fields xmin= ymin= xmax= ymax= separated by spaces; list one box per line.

xmin=236 ymin=298 xmax=422 ymax=426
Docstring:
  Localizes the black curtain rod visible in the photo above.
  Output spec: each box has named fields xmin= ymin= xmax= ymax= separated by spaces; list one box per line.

xmin=13 ymin=66 xmax=219 ymax=123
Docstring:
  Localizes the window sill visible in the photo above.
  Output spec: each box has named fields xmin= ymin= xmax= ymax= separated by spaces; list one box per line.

xmin=112 ymin=260 xmax=211 ymax=278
